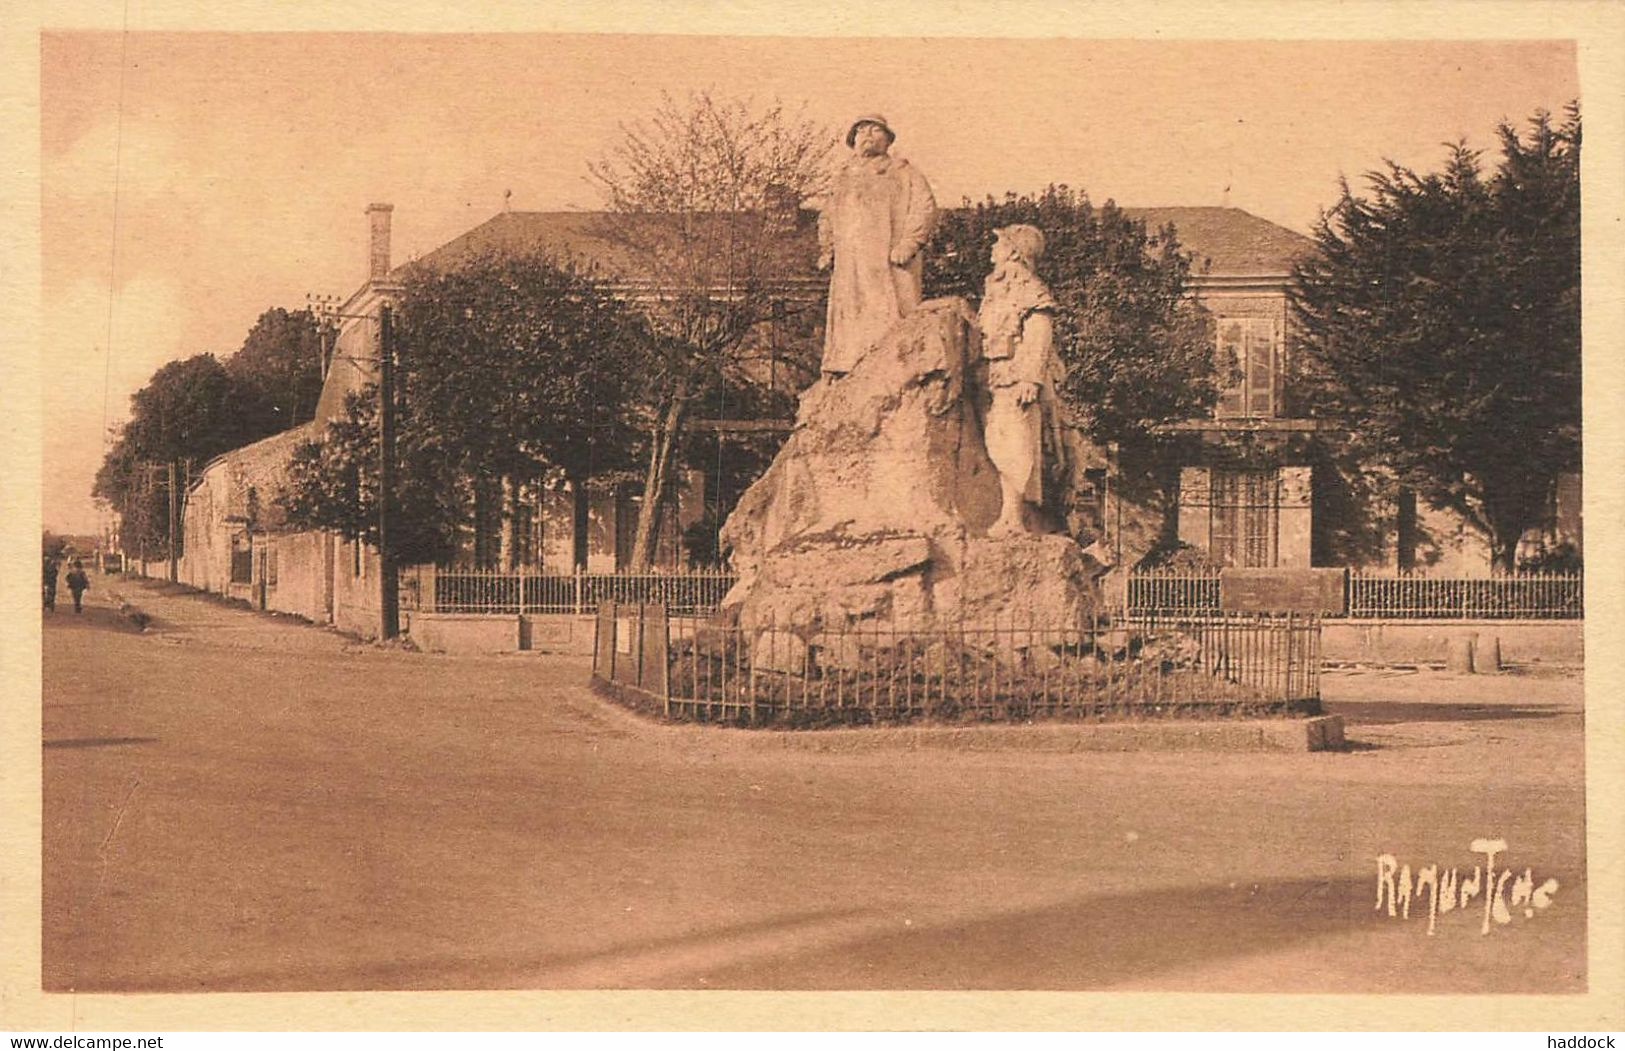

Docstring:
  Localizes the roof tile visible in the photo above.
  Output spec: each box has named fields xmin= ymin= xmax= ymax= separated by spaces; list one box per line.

xmin=398 ymin=204 xmax=1314 ymax=284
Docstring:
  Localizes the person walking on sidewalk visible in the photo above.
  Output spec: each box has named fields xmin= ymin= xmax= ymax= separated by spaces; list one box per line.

xmin=66 ymin=560 xmax=89 ymax=614
xmin=43 ymin=556 xmax=59 ymax=613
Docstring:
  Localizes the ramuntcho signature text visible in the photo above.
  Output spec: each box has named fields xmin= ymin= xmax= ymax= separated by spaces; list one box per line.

xmin=1375 ymin=838 xmax=1558 ymax=935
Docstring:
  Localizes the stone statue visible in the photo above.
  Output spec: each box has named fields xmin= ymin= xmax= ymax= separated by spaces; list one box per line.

xmin=977 ymin=223 xmax=1067 ymax=535
xmin=721 ymin=220 xmax=1103 ymax=644
xmin=816 ymin=114 xmax=939 ymax=376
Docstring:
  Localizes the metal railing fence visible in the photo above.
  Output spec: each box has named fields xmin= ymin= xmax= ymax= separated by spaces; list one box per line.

xmin=402 ymin=564 xmax=1582 ymax=621
xmin=595 ymin=604 xmax=1321 ymax=728
xmin=411 ymin=565 xmax=737 ymax=616
xmin=1345 ymin=570 xmax=1582 ymax=620
xmin=1123 ymin=567 xmax=1582 ymax=620
xmin=1124 ymin=568 xmax=1222 ymax=615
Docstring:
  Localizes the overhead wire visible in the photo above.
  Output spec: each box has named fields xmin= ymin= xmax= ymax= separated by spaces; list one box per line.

xmin=99 ymin=0 xmax=133 ymax=457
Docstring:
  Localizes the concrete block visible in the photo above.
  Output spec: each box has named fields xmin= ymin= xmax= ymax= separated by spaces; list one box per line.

xmin=1446 ymin=634 xmax=1476 ymax=674
xmin=409 ymin=613 xmax=520 ymax=654
xmin=749 ymin=715 xmax=1346 ymax=754
xmin=519 ymin=614 xmax=597 ymax=654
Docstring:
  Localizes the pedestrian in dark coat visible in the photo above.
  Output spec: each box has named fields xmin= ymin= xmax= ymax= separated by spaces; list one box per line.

xmin=43 ymin=557 xmax=59 ymax=613
xmin=66 ymin=560 xmax=89 ymax=614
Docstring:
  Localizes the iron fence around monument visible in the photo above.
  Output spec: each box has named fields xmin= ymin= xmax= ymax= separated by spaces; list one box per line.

xmin=594 ymin=602 xmax=1321 ymax=728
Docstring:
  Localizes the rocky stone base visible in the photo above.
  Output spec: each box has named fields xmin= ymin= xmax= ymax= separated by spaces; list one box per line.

xmin=720 ymin=526 xmax=1104 ymax=674
xmin=718 ymin=297 xmax=1106 ymax=659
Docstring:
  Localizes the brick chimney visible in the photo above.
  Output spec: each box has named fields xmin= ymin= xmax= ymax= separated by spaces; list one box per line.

xmin=366 ymin=203 xmax=393 ymax=281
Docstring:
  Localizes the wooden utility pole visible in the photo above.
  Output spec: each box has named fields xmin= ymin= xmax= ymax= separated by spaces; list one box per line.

xmin=377 ymin=304 xmax=400 ymax=639
xmin=167 ymin=460 xmax=179 ymax=583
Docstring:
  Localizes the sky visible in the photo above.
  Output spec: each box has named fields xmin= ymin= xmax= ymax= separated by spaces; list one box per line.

xmin=38 ymin=32 xmax=1579 ymax=534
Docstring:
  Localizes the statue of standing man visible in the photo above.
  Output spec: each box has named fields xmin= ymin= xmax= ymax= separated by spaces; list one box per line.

xmin=817 ymin=114 xmax=939 ymax=376
xmin=979 ymin=223 xmax=1067 ymax=535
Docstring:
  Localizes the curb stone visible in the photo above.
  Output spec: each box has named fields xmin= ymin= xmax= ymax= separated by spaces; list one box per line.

xmin=584 ymin=677 xmax=1345 ymax=754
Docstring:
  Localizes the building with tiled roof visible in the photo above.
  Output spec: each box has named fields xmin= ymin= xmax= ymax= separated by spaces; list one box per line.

xmin=406 ymin=211 xmax=640 ymax=279
xmin=399 ymin=204 xmax=1316 ymax=283
xmin=294 ymin=200 xmax=1337 ymax=615
xmin=1127 ymin=206 xmax=1317 ymax=279
xmin=161 ymin=174 xmax=1586 ymax=648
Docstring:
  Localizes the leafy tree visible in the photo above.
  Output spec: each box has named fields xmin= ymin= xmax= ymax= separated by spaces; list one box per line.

xmin=93 ymin=354 xmax=262 ymax=563
xmin=95 ymin=306 xmax=324 ymax=561
xmin=225 ymin=307 xmax=325 ymax=435
xmin=284 ymin=253 xmax=653 ymax=569
xmin=281 ymin=387 xmax=466 ymax=566
xmin=1291 ymin=106 xmax=1580 ymax=571
xmin=924 ymin=185 xmax=1215 ymax=444
xmin=122 ymin=353 xmax=259 ymax=467
xmin=395 ymin=251 xmax=653 ymax=568
xmin=92 ymin=434 xmax=157 ymax=555
xmin=589 ymin=90 xmax=832 ymax=567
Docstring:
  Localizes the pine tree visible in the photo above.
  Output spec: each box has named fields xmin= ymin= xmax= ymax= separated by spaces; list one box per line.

xmin=1291 ymin=106 xmax=1580 ymax=571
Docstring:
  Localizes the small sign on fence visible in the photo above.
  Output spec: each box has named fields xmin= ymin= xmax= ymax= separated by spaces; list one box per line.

xmin=1220 ymin=568 xmax=1348 ymax=615
xmin=594 ymin=601 xmax=669 ymax=700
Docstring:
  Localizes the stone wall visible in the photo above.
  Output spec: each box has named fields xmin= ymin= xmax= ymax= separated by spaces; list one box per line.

xmin=179 ymin=463 xmax=233 ymax=592
xmin=178 ymin=425 xmax=317 ymax=597
xmin=332 ymin=539 xmax=382 ymax=638
xmin=260 ymin=531 xmax=331 ymax=623
xmin=1322 ymin=620 xmax=1582 ymax=666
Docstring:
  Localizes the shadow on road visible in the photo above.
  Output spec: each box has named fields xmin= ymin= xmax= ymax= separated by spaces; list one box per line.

xmin=684 ymin=876 xmax=1382 ymax=990
xmin=690 ymin=871 xmax=1580 ymax=992
xmin=50 ymin=870 xmax=1585 ymax=993
xmin=40 ymin=605 xmax=149 ymax=635
xmin=1325 ymin=701 xmax=1568 ymax=725
xmin=60 ymin=904 xmax=878 ymax=992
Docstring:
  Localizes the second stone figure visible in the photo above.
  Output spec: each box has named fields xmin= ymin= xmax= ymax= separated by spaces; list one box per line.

xmin=976 ymin=223 xmax=1068 ymax=535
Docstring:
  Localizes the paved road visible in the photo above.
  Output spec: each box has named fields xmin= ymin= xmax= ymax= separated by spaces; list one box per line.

xmin=43 ymin=575 xmax=1586 ymax=993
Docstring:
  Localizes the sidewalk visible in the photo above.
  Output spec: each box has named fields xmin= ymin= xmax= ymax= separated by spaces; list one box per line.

xmin=39 ymin=575 xmax=146 ymax=634
xmin=89 ymin=572 xmax=366 ymax=657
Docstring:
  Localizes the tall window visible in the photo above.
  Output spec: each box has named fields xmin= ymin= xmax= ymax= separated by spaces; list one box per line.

xmin=1215 ymin=317 xmax=1281 ymax=418
xmin=1210 ymin=469 xmax=1279 ymax=568
xmin=230 ymin=534 xmax=254 ymax=584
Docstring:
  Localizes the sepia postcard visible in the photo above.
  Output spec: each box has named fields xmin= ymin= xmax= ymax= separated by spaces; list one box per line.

xmin=3 ymin=0 xmax=1623 ymax=1035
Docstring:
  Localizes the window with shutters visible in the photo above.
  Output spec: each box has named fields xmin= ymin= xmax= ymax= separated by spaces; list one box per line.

xmin=230 ymin=534 xmax=254 ymax=584
xmin=1214 ymin=316 xmax=1282 ymax=418
xmin=1210 ymin=468 xmax=1280 ymax=568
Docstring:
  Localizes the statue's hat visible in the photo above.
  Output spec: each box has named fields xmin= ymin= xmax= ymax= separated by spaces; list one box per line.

xmin=995 ymin=223 xmax=1047 ymax=264
xmin=846 ymin=114 xmax=896 ymax=148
